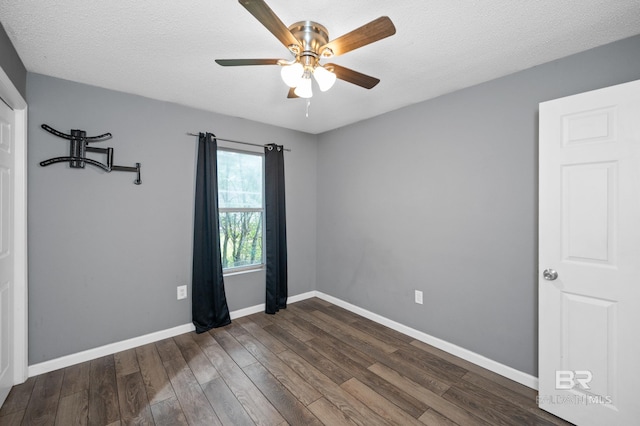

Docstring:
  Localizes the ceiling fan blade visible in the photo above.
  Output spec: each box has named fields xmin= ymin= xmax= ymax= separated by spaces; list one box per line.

xmin=239 ymin=0 xmax=300 ymax=50
xmin=327 ymin=64 xmax=380 ymax=89
xmin=287 ymin=87 xmax=299 ymax=98
xmin=215 ymin=59 xmax=281 ymax=66
xmin=320 ymin=16 xmax=396 ymax=57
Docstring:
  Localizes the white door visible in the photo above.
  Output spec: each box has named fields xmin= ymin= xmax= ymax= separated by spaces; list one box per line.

xmin=0 ymin=98 xmax=15 ymax=405
xmin=538 ymin=79 xmax=640 ymax=425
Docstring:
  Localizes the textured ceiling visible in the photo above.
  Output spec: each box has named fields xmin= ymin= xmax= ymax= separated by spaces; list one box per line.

xmin=1 ymin=0 xmax=640 ymax=134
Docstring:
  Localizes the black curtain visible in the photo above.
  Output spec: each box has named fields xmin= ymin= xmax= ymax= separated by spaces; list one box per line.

xmin=192 ymin=132 xmax=231 ymax=332
xmin=265 ymin=144 xmax=288 ymax=314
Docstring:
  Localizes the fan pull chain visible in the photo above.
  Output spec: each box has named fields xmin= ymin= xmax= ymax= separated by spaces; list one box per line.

xmin=306 ymin=99 xmax=311 ymax=118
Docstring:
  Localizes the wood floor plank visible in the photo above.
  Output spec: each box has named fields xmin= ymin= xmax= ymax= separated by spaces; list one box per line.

xmin=311 ymin=310 xmax=398 ymax=354
xmin=294 ymin=324 xmax=429 ymax=417
xmin=443 ymin=380 xmax=558 ymax=426
xmin=351 ymin=317 xmax=416 ymax=344
xmin=338 ymin=356 xmax=429 ymax=418
xmin=163 ymin=357 xmax=199 ymax=391
xmin=0 ymin=410 xmax=25 ymax=425
xmin=308 ymin=397 xmax=358 ymax=426
xmin=149 ymin=396 xmax=188 ymax=426
xmin=294 ymin=309 xmax=394 ymax=364
xmin=419 ymin=408 xmax=460 ymax=426
xmin=196 ymin=334 xmax=241 ymax=373
xmin=173 ymin=333 xmax=219 ymax=384
xmin=368 ymin=362 xmax=490 ymax=426
xmin=115 ymin=371 xmax=153 ymax=425
xmin=135 ymin=343 xmax=175 ymax=405
xmin=234 ymin=316 xmax=288 ymax=354
xmin=218 ymin=363 xmax=285 ymax=426
xmin=394 ymin=345 xmax=468 ymax=384
xmin=309 ymin=311 xmax=397 ymax=359
xmin=377 ymin=350 xmax=452 ymax=394
xmin=269 ymin=310 xmax=315 ymax=342
xmin=60 ymin=361 xmax=91 ymax=397
xmin=410 ymin=339 xmax=535 ymax=400
xmin=23 ymin=368 xmax=64 ymax=426
xmin=163 ymin=353 xmax=221 ymax=425
xmin=0 ymin=376 xmax=35 ymax=416
xmin=265 ymin=323 xmax=353 ymax=385
xmin=341 ymin=378 xmax=424 ymax=426
xmin=243 ymin=362 xmax=323 ymax=426
xmin=380 ymin=352 xmax=452 ymax=395
xmin=275 ymin=348 xmax=389 ymax=426
xmin=300 ymin=298 xmax=332 ymax=309
xmin=234 ymin=333 xmax=322 ymax=406
xmin=88 ymin=356 xmax=119 ymax=426
xmin=316 ymin=304 xmax=361 ymax=324
xmin=201 ymin=376 xmax=255 ymax=426
xmin=23 ymin=370 xmax=64 ymax=425
xmin=154 ymin=338 xmax=183 ymax=363
xmin=55 ymin=390 xmax=88 ymax=426
xmin=220 ymin=321 xmax=252 ymax=342
xmin=461 ymin=371 xmax=572 ymax=425
xmin=244 ymin=312 xmax=275 ymax=328
xmin=211 ymin=327 xmax=258 ymax=368
xmin=191 ymin=329 xmax=217 ymax=347
xmin=177 ymin=383 xmax=222 ymax=426
xmin=305 ymin=334 xmax=377 ymax=370
xmin=114 ymin=349 xmax=140 ymax=377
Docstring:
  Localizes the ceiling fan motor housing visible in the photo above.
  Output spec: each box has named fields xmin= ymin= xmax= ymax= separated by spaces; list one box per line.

xmin=288 ymin=21 xmax=333 ymax=69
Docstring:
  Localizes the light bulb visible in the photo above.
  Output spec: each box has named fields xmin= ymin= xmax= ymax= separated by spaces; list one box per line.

xmin=313 ymin=65 xmax=337 ymax=92
xmin=280 ymin=62 xmax=304 ymax=88
xmin=294 ymin=75 xmax=313 ymax=98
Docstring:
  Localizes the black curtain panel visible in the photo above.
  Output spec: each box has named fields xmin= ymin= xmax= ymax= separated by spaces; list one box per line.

xmin=264 ymin=144 xmax=288 ymax=314
xmin=192 ymin=132 xmax=231 ymax=332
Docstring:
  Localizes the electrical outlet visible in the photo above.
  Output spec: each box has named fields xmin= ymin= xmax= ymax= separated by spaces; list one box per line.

xmin=177 ymin=285 xmax=187 ymax=300
xmin=415 ymin=290 xmax=423 ymax=305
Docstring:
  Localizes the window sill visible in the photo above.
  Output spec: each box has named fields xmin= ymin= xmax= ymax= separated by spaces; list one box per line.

xmin=223 ymin=265 xmax=265 ymax=277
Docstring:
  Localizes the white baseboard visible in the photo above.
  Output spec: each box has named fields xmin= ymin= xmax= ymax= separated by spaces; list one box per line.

xmin=28 ymin=323 xmax=196 ymax=377
xmin=28 ymin=290 xmax=537 ymax=391
xmin=229 ymin=290 xmax=317 ymax=319
xmin=28 ymin=291 xmax=318 ymax=377
xmin=313 ymin=291 xmax=538 ymax=390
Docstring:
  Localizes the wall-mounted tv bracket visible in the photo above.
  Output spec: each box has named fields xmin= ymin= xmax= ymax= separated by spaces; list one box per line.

xmin=39 ymin=124 xmax=142 ymax=184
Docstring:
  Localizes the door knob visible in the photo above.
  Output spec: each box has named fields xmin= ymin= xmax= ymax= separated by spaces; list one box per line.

xmin=543 ymin=269 xmax=558 ymax=281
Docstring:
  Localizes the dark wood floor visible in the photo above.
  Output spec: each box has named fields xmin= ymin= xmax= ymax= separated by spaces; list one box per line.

xmin=0 ymin=298 xmax=572 ymax=425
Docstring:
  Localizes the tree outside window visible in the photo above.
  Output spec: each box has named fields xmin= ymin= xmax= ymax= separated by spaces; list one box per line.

xmin=217 ymin=149 xmax=264 ymax=271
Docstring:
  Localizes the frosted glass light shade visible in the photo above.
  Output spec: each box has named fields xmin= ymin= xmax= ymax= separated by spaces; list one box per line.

xmin=280 ymin=63 xmax=304 ymax=87
xmin=313 ymin=66 xmax=337 ymax=91
xmin=294 ymin=76 xmax=313 ymax=98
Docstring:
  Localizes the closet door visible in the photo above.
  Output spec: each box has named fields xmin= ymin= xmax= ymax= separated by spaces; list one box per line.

xmin=538 ymin=79 xmax=640 ymax=425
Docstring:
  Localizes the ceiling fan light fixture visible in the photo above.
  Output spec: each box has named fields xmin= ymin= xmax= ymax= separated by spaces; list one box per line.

xmin=313 ymin=65 xmax=337 ymax=92
xmin=280 ymin=62 xmax=304 ymax=87
xmin=294 ymin=73 xmax=313 ymax=98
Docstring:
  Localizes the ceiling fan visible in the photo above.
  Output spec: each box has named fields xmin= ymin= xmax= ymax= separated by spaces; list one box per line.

xmin=215 ymin=0 xmax=396 ymax=99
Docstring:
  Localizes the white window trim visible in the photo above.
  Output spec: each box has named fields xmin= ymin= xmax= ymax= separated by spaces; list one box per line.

xmin=218 ymin=147 xmax=265 ymax=272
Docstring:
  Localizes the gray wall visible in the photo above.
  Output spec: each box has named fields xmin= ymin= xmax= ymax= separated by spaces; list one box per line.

xmin=0 ymin=22 xmax=26 ymax=99
xmin=316 ymin=34 xmax=640 ymax=376
xmin=27 ymin=73 xmax=317 ymax=364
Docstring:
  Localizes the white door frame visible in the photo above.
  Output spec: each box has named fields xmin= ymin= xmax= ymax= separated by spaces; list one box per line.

xmin=0 ymin=66 xmax=28 ymax=384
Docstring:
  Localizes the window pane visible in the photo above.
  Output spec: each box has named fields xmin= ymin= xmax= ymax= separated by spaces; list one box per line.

xmin=218 ymin=150 xmax=263 ymax=209
xmin=219 ymin=211 xmax=263 ymax=269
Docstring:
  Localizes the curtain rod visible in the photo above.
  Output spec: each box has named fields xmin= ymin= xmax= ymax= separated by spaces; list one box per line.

xmin=186 ymin=132 xmax=291 ymax=152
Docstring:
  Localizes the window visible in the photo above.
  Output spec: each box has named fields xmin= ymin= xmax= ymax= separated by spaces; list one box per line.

xmin=217 ymin=149 xmax=264 ymax=271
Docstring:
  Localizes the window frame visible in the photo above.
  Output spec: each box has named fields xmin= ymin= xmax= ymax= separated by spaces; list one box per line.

xmin=217 ymin=147 xmax=265 ymax=274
